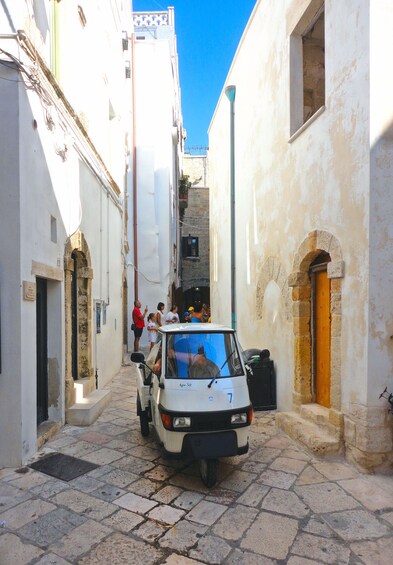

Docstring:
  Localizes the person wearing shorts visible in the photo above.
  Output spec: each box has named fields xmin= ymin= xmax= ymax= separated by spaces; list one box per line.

xmin=132 ymin=300 xmax=148 ymax=352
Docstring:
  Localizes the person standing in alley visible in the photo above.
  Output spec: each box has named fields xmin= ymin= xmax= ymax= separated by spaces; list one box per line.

xmin=165 ymin=305 xmax=180 ymax=324
xmin=132 ymin=299 xmax=148 ymax=352
xmin=156 ymin=302 xmax=166 ymax=327
xmin=147 ymin=312 xmax=158 ymax=351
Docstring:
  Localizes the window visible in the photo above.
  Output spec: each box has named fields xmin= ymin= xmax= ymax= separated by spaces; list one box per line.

xmin=182 ymin=235 xmax=199 ymax=258
xmin=290 ymin=2 xmax=325 ymax=136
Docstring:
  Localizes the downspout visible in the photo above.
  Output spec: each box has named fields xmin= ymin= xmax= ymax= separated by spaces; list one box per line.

xmin=225 ymin=85 xmax=236 ymax=330
xmin=131 ymin=34 xmax=138 ymax=298
xmin=52 ymin=0 xmax=59 ymax=79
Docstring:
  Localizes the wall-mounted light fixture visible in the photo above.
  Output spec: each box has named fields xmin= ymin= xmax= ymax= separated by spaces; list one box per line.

xmin=122 ymin=31 xmax=129 ymax=51
xmin=125 ymin=60 xmax=131 ymax=79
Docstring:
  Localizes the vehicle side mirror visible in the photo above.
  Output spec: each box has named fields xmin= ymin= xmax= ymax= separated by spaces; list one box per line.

xmin=131 ymin=352 xmax=145 ymax=364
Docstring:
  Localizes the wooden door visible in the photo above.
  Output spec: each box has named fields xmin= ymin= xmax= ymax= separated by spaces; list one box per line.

xmin=314 ymin=270 xmax=331 ymax=408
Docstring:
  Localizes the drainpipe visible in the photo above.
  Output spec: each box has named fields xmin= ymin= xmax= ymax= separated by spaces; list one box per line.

xmin=225 ymin=85 xmax=236 ymax=330
xmin=131 ymin=34 xmax=138 ymax=298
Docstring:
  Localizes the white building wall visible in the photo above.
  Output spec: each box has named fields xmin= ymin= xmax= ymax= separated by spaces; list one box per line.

xmin=209 ymin=0 xmax=393 ymax=468
xmin=0 ymin=0 xmax=132 ymax=466
xmin=128 ymin=11 xmax=182 ymax=349
xmin=209 ymin=0 xmax=370 ymax=413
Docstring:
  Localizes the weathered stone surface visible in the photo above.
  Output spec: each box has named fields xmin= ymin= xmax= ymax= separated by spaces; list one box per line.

xmin=351 ymin=536 xmax=393 ymax=565
xmin=173 ymin=490 xmax=204 ymax=510
xmin=302 ymin=516 xmax=334 ymax=538
xmin=0 ymin=483 xmax=32 ymax=512
xmin=236 ymin=483 xmax=270 ymax=507
xmin=102 ymin=508 xmax=144 ymax=532
xmin=51 ymin=489 xmax=117 ymax=521
xmin=241 ymin=512 xmax=298 ymax=559
xmin=258 ymin=469 xmax=298 ymax=489
xmin=338 ymin=477 xmax=393 ymax=511
xmin=162 ymin=555 xmax=205 ymax=565
xmin=189 ymin=534 xmax=232 ymax=564
xmin=262 ymin=488 xmax=309 ymax=518
xmin=295 ymin=483 xmax=359 ymax=513
xmin=186 ymin=500 xmax=227 ymax=526
xmin=313 ymin=461 xmax=358 ymax=481
xmin=113 ymin=491 xmax=157 ymax=514
xmin=212 ymin=504 xmax=258 ymax=540
xmin=147 ymin=503 xmax=185 ymax=525
xmin=0 ymin=533 xmax=44 ymax=565
xmin=270 ymin=456 xmax=308 ymax=475
xmin=159 ymin=519 xmax=208 ymax=552
xmin=226 ymin=549 xmax=276 ymax=564
xmin=34 ymin=553 xmax=71 ymax=564
xmin=291 ymin=532 xmax=350 ymax=563
xmin=133 ymin=519 xmax=168 ymax=542
xmin=17 ymin=507 xmax=86 ymax=547
xmin=327 ymin=260 xmax=345 ymax=279
xmin=219 ymin=470 xmax=257 ymax=492
xmin=323 ymin=509 xmax=390 ymax=541
xmin=49 ymin=519 xmax=112 ymax=560
xmin=0 ymin=498 xmax=55 ymax=530
xmin=78 ymin=532 xmax=165 ymax=564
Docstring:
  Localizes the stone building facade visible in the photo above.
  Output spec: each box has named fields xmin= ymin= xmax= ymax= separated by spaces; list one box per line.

xmin=208 ymin=0 xmax=393 ymax=472
xmin=180 ymin=155 xmax=210 ymax=314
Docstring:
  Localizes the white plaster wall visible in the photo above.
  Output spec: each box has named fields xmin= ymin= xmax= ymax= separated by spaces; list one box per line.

xmin=128 ymin=37 xmax=179 ymax=349
xmin=368 ymin=0 xmax=393 ymax=405
xmin=209 ymin=0 xmax=371 ymax=412
xmin=0 ymin=0 xmax=131 ymax=465
xmin=78 ymin=162 xmax=124 ymax=386
xmin=0 ymin=64 xmax=23 ymax=466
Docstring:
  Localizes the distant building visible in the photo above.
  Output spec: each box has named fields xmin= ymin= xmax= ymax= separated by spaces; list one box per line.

xmin=209 ymin=0 xmax=393 ymax=471
xmin=129 ymin=8 xmax=184 ymax=345
xmin=0 ymin=1 xmax=132 ymax=466
xmin=178 ymin=155 xmax=210 ymax=316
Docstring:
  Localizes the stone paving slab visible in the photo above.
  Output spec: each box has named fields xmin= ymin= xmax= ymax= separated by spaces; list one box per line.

xmin=1 ymin=363 xmax=393 ymax=564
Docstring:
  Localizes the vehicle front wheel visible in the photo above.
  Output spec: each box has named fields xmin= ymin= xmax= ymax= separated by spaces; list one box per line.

xmin=137 ymin=395 xmax=149 ymax=437
xmin=199 ymin=458 xmax=218 ymax=488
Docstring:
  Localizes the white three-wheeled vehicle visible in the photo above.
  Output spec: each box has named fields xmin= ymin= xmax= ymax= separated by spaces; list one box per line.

xmin=131 ymin=323 xmax=253 ymax=487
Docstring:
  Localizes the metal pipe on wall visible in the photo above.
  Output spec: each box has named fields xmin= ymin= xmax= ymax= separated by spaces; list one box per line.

xmin=225 ymin=85 xmax=236 ymax=330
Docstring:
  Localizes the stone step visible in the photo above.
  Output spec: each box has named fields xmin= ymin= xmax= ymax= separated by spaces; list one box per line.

xmin=66 ymin=389 xmax=112 ymax=426
xmin=299 ymin=403 xmax=341 ymax=439
xmin=276 ymin=411 xmax=342 ymax=456
xmin=74 ymin=378 xmax=93 ymax=402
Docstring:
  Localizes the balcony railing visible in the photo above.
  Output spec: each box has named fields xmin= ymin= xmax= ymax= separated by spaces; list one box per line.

xmin=133 ymin=8 xmax=174 ymax=29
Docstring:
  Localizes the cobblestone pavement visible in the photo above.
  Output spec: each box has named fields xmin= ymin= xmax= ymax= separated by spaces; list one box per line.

xmin=2 ymin=363 xmax=393 ymax=564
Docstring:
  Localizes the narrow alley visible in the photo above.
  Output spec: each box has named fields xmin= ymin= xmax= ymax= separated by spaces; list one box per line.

xmin=1 ymin=360 xmax=393 ymax=564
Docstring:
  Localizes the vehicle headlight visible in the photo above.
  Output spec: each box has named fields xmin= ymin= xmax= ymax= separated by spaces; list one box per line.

xmin=231 ymin=413 xmax=247 ymax=424
xmin=173 ymin=416 xmax=191 ymax=428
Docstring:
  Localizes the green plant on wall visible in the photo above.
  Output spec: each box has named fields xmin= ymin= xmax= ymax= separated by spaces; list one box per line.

xmin=179 ymin=174 xmax=191 ymax=222
xmin=179 ymin=174 xmax=191 ymax=198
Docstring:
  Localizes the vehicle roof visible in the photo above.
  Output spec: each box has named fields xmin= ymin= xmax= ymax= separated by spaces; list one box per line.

xmin=158 ymin=323 xmax=234 ymax=334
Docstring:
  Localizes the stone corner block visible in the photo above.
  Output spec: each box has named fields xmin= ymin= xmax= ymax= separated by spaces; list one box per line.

xmin=327 ymin=260 xmax=345 ymax=279
xmin=288 ymin=271 xmax=309 ymax=288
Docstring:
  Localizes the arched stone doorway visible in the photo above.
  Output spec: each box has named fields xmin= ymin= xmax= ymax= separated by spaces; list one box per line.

xmin=64 ymin=231 xmax=93 ymax=409
xmin=277 ymin=230 xmax=345 ymax=449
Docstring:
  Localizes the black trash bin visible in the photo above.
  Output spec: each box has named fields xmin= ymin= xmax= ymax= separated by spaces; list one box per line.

xmin=246 ymin=358 xmax=277 ymax=411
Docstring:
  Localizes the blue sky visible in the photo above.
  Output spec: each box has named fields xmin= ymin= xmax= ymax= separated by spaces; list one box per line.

xmin=132 ymin=0 xmax=257 ymax=150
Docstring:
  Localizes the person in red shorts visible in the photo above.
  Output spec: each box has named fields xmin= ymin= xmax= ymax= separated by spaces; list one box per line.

xmin=132 ymin=300 xmax=148 ymax=352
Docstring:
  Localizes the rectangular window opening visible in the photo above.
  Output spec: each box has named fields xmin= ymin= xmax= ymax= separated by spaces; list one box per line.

xmin=50 ymin=215 xmax=57 ymax=243
xmin=302 ymin=9 xmax=325 ymax=124
xmin=290 ymin=2 xmax=325 ymax=136
xmin=182 ymin=236 xmax=199 ymax=258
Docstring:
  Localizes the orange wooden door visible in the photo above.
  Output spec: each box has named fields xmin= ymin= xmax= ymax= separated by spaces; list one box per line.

xmin=315 ymin=270 xmax=331 ymax=408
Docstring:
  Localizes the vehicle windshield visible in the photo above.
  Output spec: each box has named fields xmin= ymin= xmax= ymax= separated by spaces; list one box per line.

xmin=165 ymin=331 xmax=243 ymax=379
